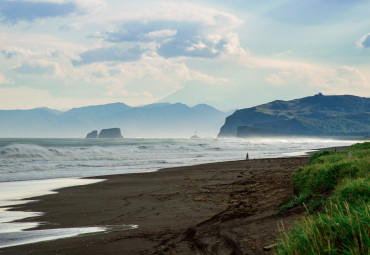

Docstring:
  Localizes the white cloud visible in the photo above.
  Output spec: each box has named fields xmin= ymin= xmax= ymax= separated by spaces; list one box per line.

xmin=146 ymin=29 xmax=177 ymax=39
xmin=273 ymin=50 xmax=293 ymax=57
xmin=113 ymin=2 xmax=243 ymax=29
xmin=0 ymin=46 xmax=63 ymax=60
xmin=356 ymin=32 xmax=370 ymax=48
xmin=326 ymin=66 xmax=369 ymax=94
xmin=42 ymin=50 xmax=229 ymax=107
xmin=266 ymin=65 xmax=370 ymax=95
xmin=1 ymin=46 xmax=34 ymax=59
xmin=0 ymin=32 xmax=82 ymax=61
xmin=0 ymin=86 xmax=119 ymax=110
xmin=75 ymin=52 xmax=227 ymax=93
xmin=87 ymin=2 xmax=245 ymax=59
xmin=0 ymin=73 xmax=13 ymax=84
xmin=187 ymin=41 xmax=207 ymax=52
xmin=1 ymin=1 xmax=368 ymax=110
xmin=221 ymin=32 xmax=248 ymax=56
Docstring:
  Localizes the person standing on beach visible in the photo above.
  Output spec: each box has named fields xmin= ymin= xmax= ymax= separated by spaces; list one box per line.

xmin=246 ymin=153 xmax=249 ymax=160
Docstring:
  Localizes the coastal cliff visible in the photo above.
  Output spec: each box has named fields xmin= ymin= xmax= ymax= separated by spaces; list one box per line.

xmin=219 ymin=94 xmax=370 ymax=138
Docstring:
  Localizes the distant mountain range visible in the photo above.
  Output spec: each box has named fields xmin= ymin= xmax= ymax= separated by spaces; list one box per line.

xmin=0 ymin=103 xmax=228 ymax=138
xmin=219 ymin=94 xmax=370 ymax=138
xmin=2 ymin=94 xmax=369 ymax=139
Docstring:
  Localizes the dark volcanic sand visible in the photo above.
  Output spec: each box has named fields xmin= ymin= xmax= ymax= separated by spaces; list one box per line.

xmin=3 ymin=157 xmax=311 ymax=255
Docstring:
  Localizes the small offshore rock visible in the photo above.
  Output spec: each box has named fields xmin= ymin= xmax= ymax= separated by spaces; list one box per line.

xmin=86 ymin=130 xmax=98 ymax=138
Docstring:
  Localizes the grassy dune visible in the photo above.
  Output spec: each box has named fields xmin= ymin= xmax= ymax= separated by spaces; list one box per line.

xmin=275 ymin=142 xmax=370 ymax=255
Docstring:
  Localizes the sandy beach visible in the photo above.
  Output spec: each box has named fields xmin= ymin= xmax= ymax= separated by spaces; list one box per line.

xmin=1 ymin=155 xmax=317 ymax=255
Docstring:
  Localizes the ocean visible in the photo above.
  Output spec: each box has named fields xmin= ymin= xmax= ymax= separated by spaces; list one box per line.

xmin=0 ymin=137 xmax=359 ymax=248
xmin=0 ymin=137 xmax=358 ymax=182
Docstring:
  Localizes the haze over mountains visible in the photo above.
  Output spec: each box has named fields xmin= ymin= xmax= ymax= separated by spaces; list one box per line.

xmin=0 ymin=103 xmax=228 ymax=138
xmin=219 ymin=94 xmax=370 ymax=138
xmin=1 ymin=94 xmax=369 ymax=139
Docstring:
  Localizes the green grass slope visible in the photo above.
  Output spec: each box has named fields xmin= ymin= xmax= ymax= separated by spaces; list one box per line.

xmin=275 ymin=142 xmax=370 ymax=255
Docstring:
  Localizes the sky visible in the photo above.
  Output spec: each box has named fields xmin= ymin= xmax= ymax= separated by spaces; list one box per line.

xmin=0 ymin=0 xmax=369 ymax=111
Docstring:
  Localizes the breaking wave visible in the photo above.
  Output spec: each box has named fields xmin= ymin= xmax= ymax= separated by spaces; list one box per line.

xmin=0 ymin=138 xmax=358 ymax=182
xmin=1 ymin=144 xmax=65 ymax=159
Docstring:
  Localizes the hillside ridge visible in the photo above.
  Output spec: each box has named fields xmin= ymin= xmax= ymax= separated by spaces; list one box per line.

xmin=218 ymin=94 xmax=370 ymax=138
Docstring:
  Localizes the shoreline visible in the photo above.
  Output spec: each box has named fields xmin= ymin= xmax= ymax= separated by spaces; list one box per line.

xmin=1 ymin=146 xmax=348 ymax=254
xmin=3 ymin=157 xmax=309 ymax=254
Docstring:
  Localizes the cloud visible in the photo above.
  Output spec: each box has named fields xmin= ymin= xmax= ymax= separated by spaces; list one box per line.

xmin=91 ymin=2 xmax=245 ymax=59
xmin=0 ymin=0 xmax=107 ymax=24
xmin=357 ymin=33 xmax=370 ymax=48
xmin=265 ymin=65 xmax=369 ymax=95
xmin=0 ymin=73 xmax=13 ymax=84
xmin=0 ymin=0 xmax=77 ymax=24
xmin=100 ymin=21 xmax=174 ymax=43
xmin=67 ymin=51 xmax=228 ymax=104
xmin=1 ymin=49 xmax=18 ymax=59
xmin=273 ymin=50 xmax=293 ymax=57
xmin=328 ymin=66 xmax=369 ymax=92
xmin=0 ymin=33 xmax=83 ymax=63
xmin=13 ymin=61 xmax=58 ymax=76
xmin=59 ymin=22 xmax=83 ymax=31
xmin=101 ymin=21 xmax=237 ymax=59
xmin=107 ymin=52 xmax=225 ymax=85
xmin=72 ymin=46 xmax=147 ymax=66
xmin=1 ymin=47 xmax=34 ymax=59
xmin=114 ymin=2 xmax=243 ymax=28
xmin=156 ymin=25 xmax=230 ymax=58
xmin=268 ymin=0 xmax=364 ymax=25
xmin=146 ymin=29 xmax=177 ymax=39
xmin=0 ymin=86 xmax=119 ymax=110
xmin=92 ymin=71 xmax=104 ymax=78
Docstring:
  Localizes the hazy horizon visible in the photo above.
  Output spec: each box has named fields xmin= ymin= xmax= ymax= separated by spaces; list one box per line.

xmin=0 ymin=101 xmax=228 ymax=112
xmin=0 ymin=101 xmax=230 ymax=138
xmin=0 ymin=92 xmax=368 ymax=112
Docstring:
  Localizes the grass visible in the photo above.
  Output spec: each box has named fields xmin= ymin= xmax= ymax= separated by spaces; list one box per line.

xmin=276 ymin=202 xmax=370 ymax=255
xmin=275 ymin=142 xmax=370 ymax=254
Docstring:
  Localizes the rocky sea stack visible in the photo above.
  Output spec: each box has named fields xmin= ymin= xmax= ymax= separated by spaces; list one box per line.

xmin=98 ymin=128 xmax=123 ymax=138
xmin=85 ymin=130 xmax=98 ymax=138
xmin=85 ymin=128 xmax=123 ymax=138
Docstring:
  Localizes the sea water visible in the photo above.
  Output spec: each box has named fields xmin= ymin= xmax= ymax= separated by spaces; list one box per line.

xmin=0 ymin=137 xmax=359 ymax=248
xmin=0 ymin=137 xmax=358 ymax=182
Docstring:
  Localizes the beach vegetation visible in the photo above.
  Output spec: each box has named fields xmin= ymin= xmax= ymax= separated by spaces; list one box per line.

xmin=275 ymin=142 xmax=370 ymax=254
xmin=276 ymin=202 xmax=370 ymax=255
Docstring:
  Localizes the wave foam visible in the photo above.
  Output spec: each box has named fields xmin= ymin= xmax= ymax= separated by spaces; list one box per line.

xmin=0 ymin=144 xmax=65 ymax=159
xmin=0 ymin=138 xmax=358 ymax=182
